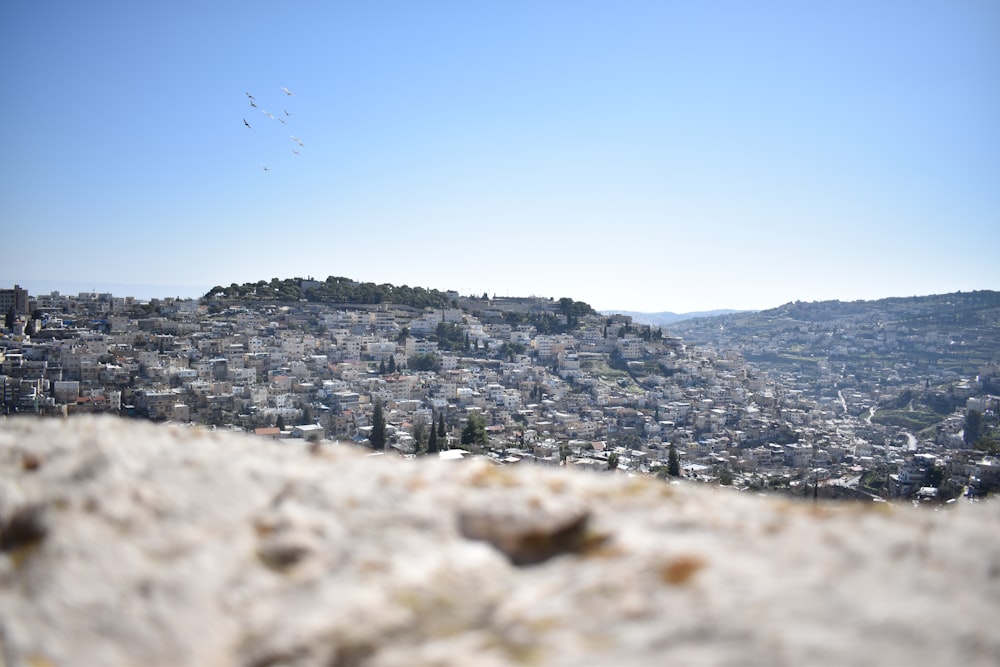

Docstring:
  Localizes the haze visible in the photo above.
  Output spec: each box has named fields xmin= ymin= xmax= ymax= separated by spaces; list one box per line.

xmin=2 ymin=1 xmax=997 ymax=312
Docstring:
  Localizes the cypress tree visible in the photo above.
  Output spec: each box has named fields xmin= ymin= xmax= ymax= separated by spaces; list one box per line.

xmin=370 ymin=400 xmax=386 ymax=451
xmin=668 ymin=442 xmax=680 ymax=477
xmin=428 ymin=416 xmax=438 ymax=454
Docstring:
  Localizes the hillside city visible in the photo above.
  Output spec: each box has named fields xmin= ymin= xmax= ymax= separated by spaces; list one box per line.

xmin=2 ymin=281 xmax=998 ymax=502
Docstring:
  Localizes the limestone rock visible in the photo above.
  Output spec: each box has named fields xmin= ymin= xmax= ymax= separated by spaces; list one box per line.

xmin=457 ymin=490 xmax=591 ymax=566
xmin=0 ymin=416 xmax=998 ymax=666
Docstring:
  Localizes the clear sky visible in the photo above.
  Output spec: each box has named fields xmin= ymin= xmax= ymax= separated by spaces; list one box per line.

xmin=2 ymin=1 xmax=997 ymax=313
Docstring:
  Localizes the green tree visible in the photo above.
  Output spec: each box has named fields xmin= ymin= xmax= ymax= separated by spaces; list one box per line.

xmin=410 ymin=354 xmax=440 ymax=372
xmin=668 ymin=442 xmax=680 ymax=477
xmin=926 ymin=462 xmax=945 ymax=489
xmin=370 ymin=401 xmax=386 ymax=451
xmin=974 ymin=434 xmax=1000 ymax=455
xmin=607 ymin=452 xmax=619 ymax=471
xmin=438 ymin=412 xmax=446 ymax=439
xmin=964 ymin=409 xmax=983 ymax=446
xmin=718 ymin=467 xmax=734 ymax=486
xmin=411 ymin=419 xmax=426 ymax=454
xmin=427 ymin=415 xmax=439 ymax=454
xmin=275 ymin=415 xmax=285 ymax=431
xmin=461 ymin=412 xmax=487 ymax=448
xmin=435 ymin=322 xmax=466 ymax=351
xmin=388 ymin=355 xmax=397 ymax=373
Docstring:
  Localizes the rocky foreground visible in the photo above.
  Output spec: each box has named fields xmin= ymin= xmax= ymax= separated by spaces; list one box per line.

xmin=1 ymin=417 xmax=998 ymax=666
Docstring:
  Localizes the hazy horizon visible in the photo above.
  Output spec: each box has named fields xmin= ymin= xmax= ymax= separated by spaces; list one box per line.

xmin=3 ymin=2 xmax=997 ymax=313
xmin=5 ymin=277 xmax=993 ymax=316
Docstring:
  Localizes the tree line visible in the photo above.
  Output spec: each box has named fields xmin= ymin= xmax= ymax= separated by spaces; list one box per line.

xmin=204 ymin=276 xmax=453 ymax=309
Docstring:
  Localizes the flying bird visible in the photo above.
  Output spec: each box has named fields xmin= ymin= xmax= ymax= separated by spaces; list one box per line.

xmin=292 ymin=150 xmax=300 ymax=155
xmin=284 ymin=109 xmax=291 ymax=116
xmin=278 ymin=118 xmax=287 ymax=125
xmin=246 ymin=92 xmax=254 ymax=99
xmin=262 ymin=110 xmax=274 ymax=119
xmin=243 ymin=118 xmax=251 ymax=128
xmin=290 ymin=135 xmax=304 ymax=146
xmin=249 ymin=100 xmax=257 ymax=108
xmin=261 ymin=165 xmax=269 ymax=172
xmin=281 ymin=87 xmax=294 ymax=96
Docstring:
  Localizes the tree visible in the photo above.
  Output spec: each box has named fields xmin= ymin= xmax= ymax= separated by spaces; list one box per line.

xmin=926 ymin=462 xmax=945 ymax=489
xmin=964 ymin=409 xmax=983 ymax=446
xmin=427 ymin=415 xmax=439 ymax=454
xmin=718 ymin=467 xmax=734 ymax=486
xmin=410 ymin=354 xmax=440 ymax=372
xmin=388 ymin=355 xmax=397 ymax=374
xmin=4 ymin=308 xmax=14 ymax=331
xmin=438 ymin=412 xmax=446 ymax=439
xmin=379 ymin=359 xmax=386 ymax=374
xmin=412 ymin=420 xmax=426 ymax=454
xmin=607 ymin=452 xmax=619 ymax=471
xmin=370 ymin=400 xmax=386 ymax=451
xmin=275 ymin=415 xmax=285 ymax=431
xmin=668 ymin=442 xmax=680 ymax=477
xmin=461 ymin=412 xmax=487 ymax=448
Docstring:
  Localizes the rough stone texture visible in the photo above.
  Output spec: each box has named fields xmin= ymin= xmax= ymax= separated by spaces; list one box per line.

xmin=1 ymin=416 xmax=998 ymax=666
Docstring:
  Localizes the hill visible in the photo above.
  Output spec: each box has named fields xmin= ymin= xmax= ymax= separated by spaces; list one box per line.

xmin=203 ymin=276 xmax=596 ymax=322
xmin=603 ymin=309 xmax=745 ymax=326
xmin=669 ymin=290 xmax=1000 ymax=407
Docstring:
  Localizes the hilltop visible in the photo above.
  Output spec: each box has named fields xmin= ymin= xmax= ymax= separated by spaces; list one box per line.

xmin=203 ymin=276 xmax=596 ymax=317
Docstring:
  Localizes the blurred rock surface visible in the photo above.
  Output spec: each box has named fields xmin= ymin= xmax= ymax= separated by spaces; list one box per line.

xmin=1 ymin=416 xmax=998 ymax=666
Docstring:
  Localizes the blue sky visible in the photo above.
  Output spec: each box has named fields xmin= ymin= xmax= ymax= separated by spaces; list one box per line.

xmin=2 ymin=1 xmax=997 ymax=313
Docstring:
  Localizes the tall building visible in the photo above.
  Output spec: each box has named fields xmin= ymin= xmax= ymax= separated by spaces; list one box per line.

xmin=0 ymin=284 xmax=29 ymax=319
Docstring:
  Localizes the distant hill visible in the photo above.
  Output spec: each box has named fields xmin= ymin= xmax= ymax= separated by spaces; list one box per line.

xmin=203 ymin=276 xmax=598 ymax=334
xmin=668 ymin=290 xmax=1000 ymax=395
xmin=671 ymin=291 xmax=1000 ymax=334
xmin=602 ymin=309 xmax=745 ymax=326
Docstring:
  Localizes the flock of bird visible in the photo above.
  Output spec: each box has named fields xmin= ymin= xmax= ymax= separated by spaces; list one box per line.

xmin=242 ymin=87 xmax=304 ymax=172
